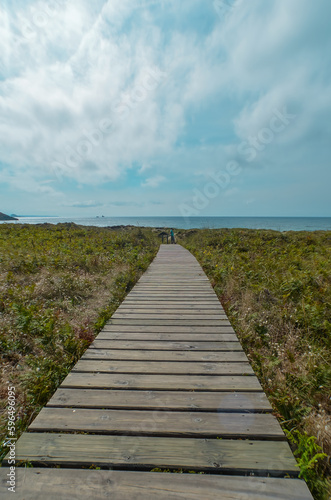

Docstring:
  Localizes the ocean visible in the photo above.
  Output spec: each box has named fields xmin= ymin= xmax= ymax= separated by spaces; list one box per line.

xmin=2 ymin=216 xmax=331 ymax=231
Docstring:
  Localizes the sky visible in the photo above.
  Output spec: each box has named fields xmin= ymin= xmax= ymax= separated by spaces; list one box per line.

xmin=0 ymin=0 xmax=330 ymax=217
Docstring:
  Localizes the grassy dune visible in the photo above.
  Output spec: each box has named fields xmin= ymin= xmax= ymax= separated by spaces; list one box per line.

xmin=178 ymin=228 xmax=331 ymax=499
xmin=0 ymin=223 xmax=159 ymax=460
xmin=0 ymin=224 xmax=330 ymax=498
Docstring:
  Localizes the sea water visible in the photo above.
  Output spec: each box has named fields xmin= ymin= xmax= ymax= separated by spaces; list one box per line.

xmin=4 ymin=216 xmax=331 ymax=231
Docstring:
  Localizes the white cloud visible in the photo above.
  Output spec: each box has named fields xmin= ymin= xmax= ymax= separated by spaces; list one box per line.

xmin=63 ymin=200 xmax=104 ymax=208
xmin=141 ymin=175 xmax=166 ymax=188
xmin=0 ymin=1 xmax=175 ymax=188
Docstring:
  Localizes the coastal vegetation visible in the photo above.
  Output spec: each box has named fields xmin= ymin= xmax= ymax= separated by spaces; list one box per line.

xmin=0 ymin=223 xmax=158 ymax=460
xmin=179 ymin=228 xmax=331 ymax=500
xmin=0 ymin=223 xmax=330 ymax=499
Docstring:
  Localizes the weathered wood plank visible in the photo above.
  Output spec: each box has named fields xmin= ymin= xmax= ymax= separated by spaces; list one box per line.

xmin=134 ymin=284 xmax=214 ymax=288
xmin=112 ymin=313 xmax=227 ymax=320
xmin=130 ymin=295 xmax=216 ymax=299
xmin=133 ymin=291 xmax=214 ymax=294
xmin=95 ymin=333 xmax=238 ymax=341
xmin=115 ymin=308 xmax=226 ymax=314
xmin=0 ymin=469 xmax=313 ymax=500
xmin=122 ymin=298 xmax=221 ymax=303
xmin=139 ymin=276 xmax=209 ymax=279
xmin=138 ymin=282 xmax=211 ymax=286
xmin=10 ymin=433 xmax=299 ymax=475
xmin=108 ymin=319 xmax=232 ymax=326
xmin=127 ymin=290 xmax=215 ymax=293
xmin=81 ymin=349 xmax=247 ymax=362
xmin=128 ymin=293 xmax=217 ymax=297
xmin=47 ymin=389 xmax=272 ymax=412
xmin=102 ymin=325 xmax=234 ymax=333
xmin=61 ymin=373 xmax=263 ymax=391
xmin=134 ymin=275 xmax=211 ymax=278
xmin=72 ymin=360 xmax=254 ymax=375
xmin=119 ymin=303 xmax=225 ymax=309
xmin=29 ymin=408 xmax=284 ymax=439
xmin=90 ymin=340 xmax=242 ymax=351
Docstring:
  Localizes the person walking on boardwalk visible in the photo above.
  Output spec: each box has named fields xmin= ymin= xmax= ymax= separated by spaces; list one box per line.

xmin=170 ymin=228 xmax=176 ymax=244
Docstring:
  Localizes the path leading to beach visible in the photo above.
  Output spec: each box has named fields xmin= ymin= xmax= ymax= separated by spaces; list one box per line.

xmin=1 ymin=245 xmax=313 ymax=499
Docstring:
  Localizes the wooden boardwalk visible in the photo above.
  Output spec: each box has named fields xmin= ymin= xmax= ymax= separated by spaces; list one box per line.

xmin=1 ymin=245 xmax=313 ymax=499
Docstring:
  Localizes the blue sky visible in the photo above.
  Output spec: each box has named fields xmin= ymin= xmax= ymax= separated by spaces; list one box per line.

xmin=0 ymin=0 xmax=330 ymax=217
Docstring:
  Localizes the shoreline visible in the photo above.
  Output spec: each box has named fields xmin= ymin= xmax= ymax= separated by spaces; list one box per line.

xmin=1 ymin=216 xmax=330 ymax=232
xmin=1 ymin=221 xmax=331 ymax=233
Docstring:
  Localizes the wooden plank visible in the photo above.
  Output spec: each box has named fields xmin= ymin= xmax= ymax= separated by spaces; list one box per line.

xmin=102 ymin=325 xmax=234 ymax=333
xmin=133 ymin=288 xmax=214 ymax=292
xmin=29 ymin=408 xmax=284 ymax=439
xmin=139 ymin=273 xmax=208 ymax=276
xmin=81 ymin=349 xmax=248 ymax=362
xmin=121 ymin=301 xmax=222 ymax=305
xmin=116 ymin=308 xmax=225 ymax=313
xmin=112 ymin=314 xmax=228 ymax=320
xmin=60 ymin=373 xmax=263 ymax=391
xmin=128 ymin=289 xmax=216 ymax=293
xmin=138 ymin=273 xmax=209 ymax=276
xmin=115 ymin=308 xmax=226 ymax=314
xmin=122 ymin=298 xmax=221 ymax=303
xmin=139 ymin=276 xmax=209 ymax=279
xmin=90 ymin=341 xmax=242 ymax=351
xmin=132 ymin=291 xmax=216 ymax=294
xmin=47 ymin=389 xmax=272 ymax=412
xmin=96 ymin=333 xmax=238 ymax=341
xmin=138 ymin=281 xmax=211 ymax=285
xmin=113 ymin=305 xmax=227 ymax=312
xmin=10 ymin=433 xmax=299 ymax=475
xmin=0 ymin=468 xmax=314 ymax=500
xmin=131 ymin=283 xmax=214 ymax=286
xmin=141 ymin=275 xmax=208 ymax=278
xmin=119 ymin=303 xmax=225 ymax=309
xmin=72 ymin=360 xmax=254 ymax=375
xmin=133 ymin=290 xmax=214 ymax=293
xmin=137 ymin=285 xmax=212 ymax=288
xmin=139 ymin=275 xmax=213 ymax=278
xmin=126 ymin=297 xmax=217 ymax=300
xmin=108 ymin=319 xmax=232 ymax=326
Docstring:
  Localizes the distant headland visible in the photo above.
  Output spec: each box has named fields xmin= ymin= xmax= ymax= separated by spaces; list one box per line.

xmin=0 ymin=212 xmax=18 ymax=221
